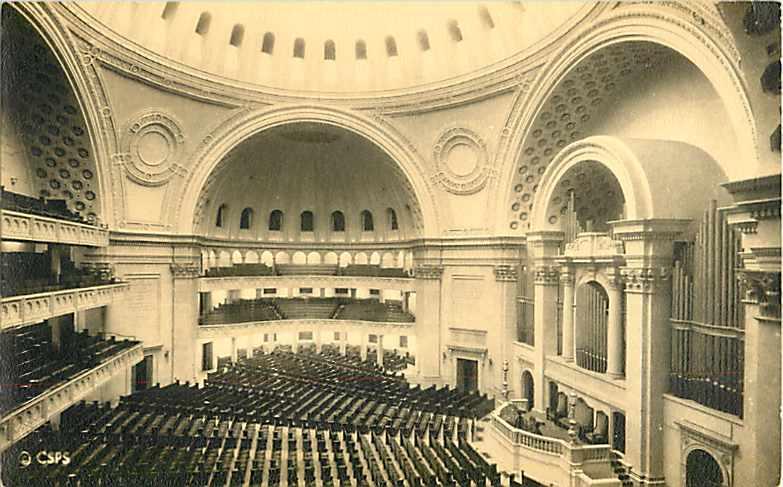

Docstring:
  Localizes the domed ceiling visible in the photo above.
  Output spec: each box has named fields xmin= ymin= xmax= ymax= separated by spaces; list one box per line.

xmin=196 ymin=123 xmax=422 ymax=241
xmin=78 ymin=1 xmax=591 ymax=94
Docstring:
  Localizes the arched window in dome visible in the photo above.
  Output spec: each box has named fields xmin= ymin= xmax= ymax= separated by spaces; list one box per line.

xmin=324 ymin=40 xmax=336 ymax=60
xmin=230 ymin=24 xmax=245 ymax=47
xmin=240 ymin=207 xmax=253 ymax=229
xmin=387 ymin=208 xmax=398 ymax=230
xmin=355 ymin=40 xmax=367 ymax=60
xmin=215 ymin=204 xmax=227 ymax=228
xmin=262 ymin=32 xmax=275 ymax=54
xmin=447 ymin=20 xmax=463 ymax=42
xmin=361 ymin=210 xmax=374 ymax=231
xmin=417 ymin=30 xmax=430 ymax=51
xmin=385 ymin=36 xmax=398 ymax=57
xmin=269 ymin=210 xmax=283 ymax=231
xmin=195 ymin=12 xmax=211 ymax=35
xmin=161 ymin=2 xmax=179 ymax=20
xmin=293 ymin=38 xmax=306 ymax=58
xmin=301 ymin=211 xmax=314 ymax=232
xmin=331 ymin=211 xmax=345 ymax=232
xmin=478 ymin=6 xmax=495 ymax=29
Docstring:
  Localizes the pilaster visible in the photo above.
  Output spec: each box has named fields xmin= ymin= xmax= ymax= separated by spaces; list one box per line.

xmin=414 ymin=264 xmax=444 ymax=381
xmin=170 ymin=263 xmax=200 ymax=383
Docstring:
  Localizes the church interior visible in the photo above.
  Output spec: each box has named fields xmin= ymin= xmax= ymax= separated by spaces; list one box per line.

xmin=0 ymin=2 xmax=780 ymax=486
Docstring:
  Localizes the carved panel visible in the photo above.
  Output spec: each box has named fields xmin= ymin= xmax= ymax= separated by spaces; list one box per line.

xmin=431 ymin=127 xmax=490 ymax=195
xmin=120 ymin=111 xmax=186 ymax=186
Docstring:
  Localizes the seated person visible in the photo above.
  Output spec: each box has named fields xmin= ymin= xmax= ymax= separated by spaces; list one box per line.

xmin=514 ymin=410 xmax=525 ymax=430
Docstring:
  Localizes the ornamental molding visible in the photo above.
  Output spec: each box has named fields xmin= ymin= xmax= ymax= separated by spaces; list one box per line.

xmin=432 ymin=127 xmax=491 ymax=195
xmin=414 ymin=265 xmax=444 ymax=280
xmin=119 ymin=110 xmax=187 ymax=186
xmin=559 ymin=269 xmax=575 ymax=285
xmin=170 ymin=263 xmax=201 ymax=279
xmin=677 ymin=419 xmax=736 ymax=487
xmin=564 ymin=233 xmax=625 ymax=257
xmin=620 ymin=266 xmax=670 ymax=293
xmin=737 ymin=269 xmax=780 ymax=319
xmin=494 ymin=265 xmax=519 ymax=282
xmin=534 ymin=265 xmax=560 ymax=286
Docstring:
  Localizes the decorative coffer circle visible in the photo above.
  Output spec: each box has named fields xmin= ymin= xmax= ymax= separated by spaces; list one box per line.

xmin=121 ymin=111 xmax=184 ymax=185
xmin=432 ymin=127 xmax=490 ymax=195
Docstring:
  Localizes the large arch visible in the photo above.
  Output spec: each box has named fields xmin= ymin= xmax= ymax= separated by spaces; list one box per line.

xmin=177 ymin=104 xmax=439 ymax=237
xmin=531 ymin=136 xmax=728 ymax=233
xmin=4 ymin=3 xmax=117 ymax=225
xmin=492 ymin=4 xmax=758 ymax=234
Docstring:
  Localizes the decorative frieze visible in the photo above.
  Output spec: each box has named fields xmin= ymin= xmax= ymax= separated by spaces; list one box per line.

xmin=737 ymin=270 xmax=781 ymax=319
xmin=620 ymin=266 xmax=670 ymax=293
xmin=534 ymin=265 xmax=559 ymax=286
xmin=564 ymin=233 xmax=624 ymax=257
xmin=415 ymin=265 xmax=444 ymax=280
xmin=494 ymin=265 xmax=519 ymax=282
xmin=170 ymin=263 xmax=201 ymax=279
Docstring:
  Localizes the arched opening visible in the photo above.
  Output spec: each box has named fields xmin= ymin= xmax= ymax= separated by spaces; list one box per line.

xmin=478 ymin=6 xmax=495 ymax=29
xmin=575 ymin=281 xmax=609 ymax=374
xmin=355 ymin=40 xmax=367 ymax=60
xmin=239 ymin=207 xmax=253 ymax=229
xmin=324 ymin=40 xmax=336 ymax=61
xmin=612 ymin=411 xmax=626 ymax=453
xmin=215 ymin=204 xmax=227 ymax=227
xmin=268 ymin=209 xmax=283 ymax=231
xmin=447 ymin=20 xmax=463 ymax=42
xmin=686 ymin=449 xmax=723 ymax=487
xmin=361 ymin=210 xmax=374 ymax=231
xmin=195 ymin=12 xmax=211 ymax=35
xmin=1 ymin=8 xmax=104 ymax=224
xmin=385 ymin=36 xmax=398 ymax=57
xmin=331 ymin=210 xmax=345 ymax=232
xmin=161 ymin=2 xmax=179 ymax=21
xmin=300 ymin=210 xmax=314 ymax=232
xmin=293 ymin=37 xmax=305 ymax=58
xmin=261 ymin=32 xmax=275 ymax=54
xmin=229 ymin=24 xmax=245 ymax=47
xmin=387 ymin=208 xmax=398 ymax=230
xmin=417 ymin=30 xmax=430 ymax=51
xmin=521 ymin=370 xmax=534 ymax=411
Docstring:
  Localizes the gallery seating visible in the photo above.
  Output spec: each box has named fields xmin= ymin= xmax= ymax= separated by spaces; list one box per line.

xmin=204 ymin=264 xmax=275 ymax=278
xmin=1 ymin=188 xmax=89 ymax=224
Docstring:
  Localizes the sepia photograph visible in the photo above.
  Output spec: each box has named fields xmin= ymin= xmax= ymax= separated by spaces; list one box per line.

xmin=0 ymin=1 xmax=780 ymax=486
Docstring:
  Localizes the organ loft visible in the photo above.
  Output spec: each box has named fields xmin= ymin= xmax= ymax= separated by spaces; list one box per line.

xmin=0 ymin=2 xmax=780 ymax=487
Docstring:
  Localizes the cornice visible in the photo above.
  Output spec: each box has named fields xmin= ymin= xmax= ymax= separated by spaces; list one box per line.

xmin=53 ymin=3 xmax=606 ymax=116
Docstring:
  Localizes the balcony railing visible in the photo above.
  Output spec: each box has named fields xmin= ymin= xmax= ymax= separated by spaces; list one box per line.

xmin=1 ymin=209 xmax=108 ymax=247
xmin=1 ymin=283 xmax=129 ymax=330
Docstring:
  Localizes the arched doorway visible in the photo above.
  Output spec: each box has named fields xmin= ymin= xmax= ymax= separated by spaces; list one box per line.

xmin=575 ymin=281 xmax=609 ymax=374
xmin=686 ymin=449 xmax=723 ymax=487
xmin=521 ymin=370 xmax=534 ymax=411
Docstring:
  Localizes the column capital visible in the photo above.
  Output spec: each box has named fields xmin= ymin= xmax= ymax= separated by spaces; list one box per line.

xmin=737 ymin=269 xmax=781 ymax=319
xmin=414 ymin=264 xmax=444 ymax=280
xmin=620 ymin=266 xmax=670 ymax=294
xmin=605 ymin=268 xmax=624 ymax=291
xmin=534 ymin=265 xmax=560 ymax=286
xmin=559 ymin=268 xmax=575 ymax=285
xmin=494 ymin=264 xmax=518 ymax=282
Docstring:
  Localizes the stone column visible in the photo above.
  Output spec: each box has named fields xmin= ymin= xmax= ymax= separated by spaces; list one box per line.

xmin=605 ymin=269 xmax=624 ymax=379
xmin=613 ymin=219 xmax=688 ymax=486
xmin=527 ymin=231 xmax=564 ymax=413
xmin=496 ymin=263 xmax=522 ymax=397
xmin=315 ymin=328 xmax=322 ymax=353
xmin=339 ymin=331 xmax=347 ymax=355
xmin=171 ymin=263 xmax=201 ymax=384
xmin=360 ymin=333 xmax=367 ymax=360
xmin=559 ymin=267 xmax=575 ymax=362
xmin=723 ymin=175 xmax=781 ymax=487
xmin=378 ymin=335 xmax=384 ymax=368
xmin=413 ymin=264 xmax=444 ymax=382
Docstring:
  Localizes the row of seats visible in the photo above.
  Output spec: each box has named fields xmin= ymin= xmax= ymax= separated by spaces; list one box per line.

xmin=201 ymin=298 xmax=415 ymax=325
xmin=3 ymin=350 xmax=500 ymax=486
xmin=0 ymin=252 xmax=116 ymax=298
xmin=203 ymin=263 xmax=411 ymax=279
xmin=1 ymin=187 xmax=89 ymax=224
xmin=5 ymin=404 xmax=502 ymax=486
xmin=0 ymin=322 xmax=140 ymax=415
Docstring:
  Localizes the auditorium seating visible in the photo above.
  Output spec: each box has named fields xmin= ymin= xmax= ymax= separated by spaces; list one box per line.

xmin=0 ymin=322 xmax=140 ymax=415
xmin=0 ymin=253 xmax=116 ymax=297
xmin=3 ymin=350 xmax=500 ymax=487
xmin=1 ymin=187 xmax=89 ymax=224
xmin=338 ymin=264 xmax=410 ymax=278
xmin=205 ymin=264 xmax=275 ymax=278
xmin=275 ymin=264 xmax=338 ymax=276
xmin=200 ymin=297 xmax=415 ymax=325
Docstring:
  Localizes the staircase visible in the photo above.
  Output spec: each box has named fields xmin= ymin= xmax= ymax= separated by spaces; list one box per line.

xmin=610 ymin=451 xmax=634 ymax=487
